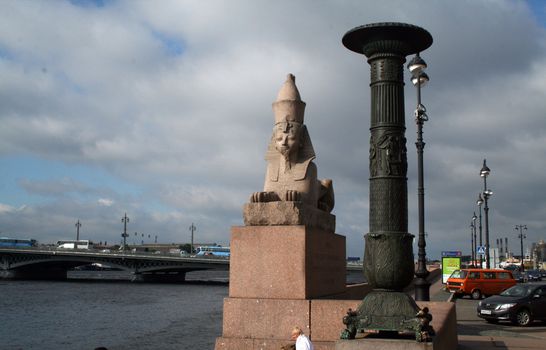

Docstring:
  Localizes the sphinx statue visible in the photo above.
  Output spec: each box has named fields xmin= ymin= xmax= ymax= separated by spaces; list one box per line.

xmin=248 ymin=74 xmax=335 ymax=224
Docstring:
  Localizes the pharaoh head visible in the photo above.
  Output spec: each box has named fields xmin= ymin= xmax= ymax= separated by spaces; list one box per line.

xmin=274 ymin=119 xmax=302 ymax=162
xmin=267 ymin=74 xmax=315 ymax=165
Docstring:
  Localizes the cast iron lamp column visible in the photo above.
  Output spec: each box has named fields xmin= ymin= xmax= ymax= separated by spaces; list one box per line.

xmin=342 ymin=22 xmax=433 ymax=336
xmin=480 ymin=159 xmax=493 ymax=268
xmin=408 ymin=53 xmax=430 ymax=301
xmin=515 ymin=224 xmax=527 ymax=271
xmin=477 ymin=193 xmax=484 ymax=268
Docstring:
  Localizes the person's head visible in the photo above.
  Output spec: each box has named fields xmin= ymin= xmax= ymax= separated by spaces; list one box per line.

xmin=290 ymin=326 xmax=304 ymax=340
xmin=274 ymin=121 xmax=302 ymax=161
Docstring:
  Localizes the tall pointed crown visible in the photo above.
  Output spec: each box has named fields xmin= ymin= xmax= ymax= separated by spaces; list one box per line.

xmin=272 ymin=74 xmax=306 ymax=124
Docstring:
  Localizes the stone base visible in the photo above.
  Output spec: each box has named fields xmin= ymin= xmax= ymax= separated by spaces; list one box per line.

xmin=243 ymin=201 xmax=336 ymax=232
xmin=353 ymin=291 xmax=421 ymax=332
xmin=215 ymin=301 xmax=457 ymax=350
xmin=336 ymin=337 xmax=434 ymax=350
xmin=229 ymin=225 xmax=346 ymax=299
xmin=215 ymin=337 xmax=335 ymax=350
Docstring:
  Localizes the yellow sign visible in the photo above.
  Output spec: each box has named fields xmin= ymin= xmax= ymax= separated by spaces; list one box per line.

xmin=442 ymin=257 xmax=461 ymax=283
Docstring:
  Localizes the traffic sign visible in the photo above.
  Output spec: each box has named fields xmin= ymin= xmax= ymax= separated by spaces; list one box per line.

xmin=441 ymin=251 xmax=462 ymax=257
xmin=477 ymin=246 xmax=485 ymax=255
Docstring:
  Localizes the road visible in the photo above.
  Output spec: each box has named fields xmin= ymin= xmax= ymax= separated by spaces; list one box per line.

xmin=431 ymin=281 xmax=546 ymax=341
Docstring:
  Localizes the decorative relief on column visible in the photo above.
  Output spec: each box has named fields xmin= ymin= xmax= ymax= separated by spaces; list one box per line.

xmin=370 ymin=57 xmax=403 ymax=83
xmin=369 ymin=132 xmax=407 ymax=177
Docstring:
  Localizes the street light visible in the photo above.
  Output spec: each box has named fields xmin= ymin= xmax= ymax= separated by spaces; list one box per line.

xmin=471 ymin=212 xmax=477 ymax=266
xmin=189 ymin=223 xmax=196 ymax=255
xmin=121 ymin=213 xmax=129 ymax=251
xmin=515 ymin=224 xmax=527 ymax=272
xmin=476 ymin=193 xmax=484 ymax=268
xmin=75 ymin=220 xmax=82 ymax=243
xmin=408 ymin=52 xmax=430 ymax=301
xmin=480 ymin=159 xmax=493 ymax=268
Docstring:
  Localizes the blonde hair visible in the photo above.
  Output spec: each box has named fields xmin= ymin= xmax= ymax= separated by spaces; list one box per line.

xmin=292 ymin=326 xmax=304 ymax=335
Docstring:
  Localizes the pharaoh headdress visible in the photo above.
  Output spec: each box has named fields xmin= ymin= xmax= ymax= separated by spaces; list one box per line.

xmin=265 ymin=74 xmax=315 ymax=181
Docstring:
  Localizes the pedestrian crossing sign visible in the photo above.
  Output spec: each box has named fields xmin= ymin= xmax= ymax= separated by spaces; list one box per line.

xmin=477 ymin=246 xmax=485 ymax=255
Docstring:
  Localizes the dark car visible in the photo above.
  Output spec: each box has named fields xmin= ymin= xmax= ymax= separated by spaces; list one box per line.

xmin=512 ymin=270 xmax=525 ymax=283
xmin=526 ymin=270 xmax=543 ymax=282
xmin=477 ymin=283 xmax=546 ymax=326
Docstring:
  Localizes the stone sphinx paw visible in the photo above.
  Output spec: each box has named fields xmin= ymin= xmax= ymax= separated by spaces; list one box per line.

xmin=250 ymin=191 xmax=279 ymax=203
xmin=284 ymin=190 xmax=301 ymax=202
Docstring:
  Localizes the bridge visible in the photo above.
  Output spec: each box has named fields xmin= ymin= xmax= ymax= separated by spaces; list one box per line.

xmin=0 ymin=247 xmax=229 ymax=282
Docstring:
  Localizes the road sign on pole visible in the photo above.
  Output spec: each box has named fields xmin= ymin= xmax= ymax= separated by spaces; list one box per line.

xmin=477 ymin=246 xmax=485 ymax=255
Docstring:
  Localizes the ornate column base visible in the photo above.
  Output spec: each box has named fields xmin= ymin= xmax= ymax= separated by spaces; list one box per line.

xmin=341 ymin=291 xmax=434 ymax=342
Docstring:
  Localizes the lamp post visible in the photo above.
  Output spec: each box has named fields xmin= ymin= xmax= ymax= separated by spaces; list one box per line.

xmin=515 ymin=224 xmax=527 ymax=272
xmin=469 ymin=222 xmax=475 ymax=266
xmin=189 ymin=223 xmax=196 ymax=255
xmin=121 ymin=213 xmax=129 ymax=251
xmin=75 ymin=220 xmax=82 ymax=242
xmin=480 ymin=159 xmax=493 ymax=268
xmin=476 ymin=193 xmax=484 ymax=268
xmin=408 ymin=53 xmax=430 ymax=301
xmin=472 ymin=212 xmax=477 ymax=266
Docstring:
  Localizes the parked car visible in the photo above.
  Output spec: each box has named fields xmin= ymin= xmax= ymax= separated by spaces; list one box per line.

xmin=477 ymin=283 xmax=546 ymax=326
xmin=525 ymin=270 xmax=543 ymax=282
xmin=512 ymin=270 xmax=525 ymax=283
xmin=446 ymin=269 xmax=516 ymax=300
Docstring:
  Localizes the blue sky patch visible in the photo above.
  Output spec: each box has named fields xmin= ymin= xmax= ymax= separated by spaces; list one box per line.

xmin=527 ymin=0 xmax=546 ymax=27
xmin=0 ymin=156 xmax=141 ymax=207
xmin=151 ymin=30 xmax=185 ymax=56
xmin=69 ymin=0 xmax=110 ymax=8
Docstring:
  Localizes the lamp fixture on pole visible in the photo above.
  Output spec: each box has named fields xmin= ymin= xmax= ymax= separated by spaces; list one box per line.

xmin=75 ymin=220 xmax=82 ymax=243
xmin=471 ymin=212 xmax=477 ymax=266
xmin=515 ymin=224 xmax=527 ymax=272
xmin=476 ymin=193 xmax=484 ymax=268
xmin=189 ymin=223 xmax=196 ymax=255
xmin=480 ymin=159 xmax=493 ymax=268
xmin=121 ymin=213 xmax=129 ymax=251
xmin=408 ymin=52 xmax=430 ymax=301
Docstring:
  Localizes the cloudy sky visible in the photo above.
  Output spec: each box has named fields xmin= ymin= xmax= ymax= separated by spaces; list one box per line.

xmin=1 ymin=0 xmax=545 ymax=260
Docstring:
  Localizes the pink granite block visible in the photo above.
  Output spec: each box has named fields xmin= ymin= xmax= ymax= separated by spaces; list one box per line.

xmin=215 ymin=337 xmax=254 ymax=350
xmin=229 ymin=225 xmax=346 ymax=299
xmin=417 ymin=301 xmax=457 ymax=350
xmin=310 ymin=300 xmax=361 ymax=341
xmin=221 ymin=297 xmax=310 ymax=339
xmin=216 ymin=337 xmax=336 ymax=350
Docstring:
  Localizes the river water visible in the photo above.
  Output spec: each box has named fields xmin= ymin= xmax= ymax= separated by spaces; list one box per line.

xmin=0 ymin=271 xmax=229 ymax=350
xmin=0 ymin=270 xmax=364 ymax=350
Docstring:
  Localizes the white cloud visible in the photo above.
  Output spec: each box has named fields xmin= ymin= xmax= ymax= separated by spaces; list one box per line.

xmin=97 ymin=198 xmax=114 ymax=207
xmin=0 ymin=0 xmax=545 ymax=258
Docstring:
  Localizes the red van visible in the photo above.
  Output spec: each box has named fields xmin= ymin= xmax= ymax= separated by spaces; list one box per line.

xmin=446 ymin=269 xmax=516 ymax=299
